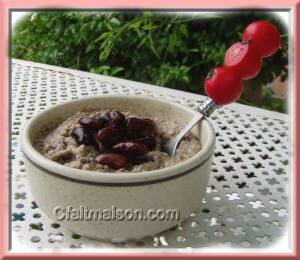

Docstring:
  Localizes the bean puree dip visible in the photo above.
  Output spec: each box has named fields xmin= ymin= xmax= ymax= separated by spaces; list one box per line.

xmin=35 ymin=110 xmax=201 ymax=173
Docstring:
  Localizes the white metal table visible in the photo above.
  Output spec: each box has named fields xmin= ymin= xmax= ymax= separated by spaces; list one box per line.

xmin=10 ymin=59 xmax=291 ymax=253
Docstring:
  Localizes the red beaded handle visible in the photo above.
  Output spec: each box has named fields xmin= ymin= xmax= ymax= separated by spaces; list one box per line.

xmin=204 ymin=21 xmax=281 ymax=106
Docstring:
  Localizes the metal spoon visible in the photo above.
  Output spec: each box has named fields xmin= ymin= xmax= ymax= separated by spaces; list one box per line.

xmin=162 ymin=98 xmax=218 ymax=157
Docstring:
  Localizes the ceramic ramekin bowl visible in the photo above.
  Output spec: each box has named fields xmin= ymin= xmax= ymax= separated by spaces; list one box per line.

xmin=21 ymin=95 xmax=215 ymax=242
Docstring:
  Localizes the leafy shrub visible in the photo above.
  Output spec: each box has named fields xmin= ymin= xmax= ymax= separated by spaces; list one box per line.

xmin=12 ymin=11 xmax=288 ymax=112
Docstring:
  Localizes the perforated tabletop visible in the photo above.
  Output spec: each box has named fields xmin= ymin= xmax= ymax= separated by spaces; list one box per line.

xmin=10 ymin=59 xmax=291 ymax=253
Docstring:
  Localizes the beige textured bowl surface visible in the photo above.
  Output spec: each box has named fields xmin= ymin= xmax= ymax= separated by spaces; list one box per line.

xmin=21 ymin=95 xmax=215 ymax=241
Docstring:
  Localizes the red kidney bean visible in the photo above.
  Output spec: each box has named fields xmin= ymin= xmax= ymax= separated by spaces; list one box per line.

xmin=90 ymin=132 xmax=110 ymax=154
xmin=126 ymin=117 xmax=157 ymax=138
xmin=136 ymin=135 xmax=156 ymax=150
xmin=112 ymin=141 xmax=147 ymax=157
xmin=98 ymin=142 xmax=111 ymax=154
xmin=95 ymin=153 xmax=132 ymax=170
xmin=97 ymin=117 xmax=108 ymax=129
xmin=71 ymin=127 xmax=91 ymax=145
xmin=131 ymin=155 xmax=153 ymax=165
xmin=79 ymin=117 xmax=107 ymax=130
xmin=97 ymin=126 xmax=123 ymax=147
xmin=105 ymin=111 xmax=126 ymax=127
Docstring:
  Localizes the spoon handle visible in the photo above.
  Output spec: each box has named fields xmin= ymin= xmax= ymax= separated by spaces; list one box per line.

xmin=163 ymin=98 xmax=218 ymax=157
xmin=174 ymin=113 xmax=204 ymax=144
xmin=163 ymin=113 xmax=204 ymax=157
xmin=197 ymin=98 xmax=218 ymax=117
xmin=173 ymin=97 xmax=218 ymax=144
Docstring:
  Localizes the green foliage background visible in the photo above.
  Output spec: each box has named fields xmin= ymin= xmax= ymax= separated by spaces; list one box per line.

xmin=12 ymin=11 xmax=288 ymax=113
